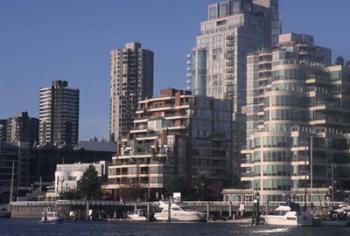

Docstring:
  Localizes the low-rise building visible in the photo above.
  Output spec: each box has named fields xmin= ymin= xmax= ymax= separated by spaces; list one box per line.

xmin=54 ymin=161 xmax=108 ymax=196
xmin=0 ymin=141 xmax=116 ymax=202
xmin=0 ymin=142 xmax=32 ymax=203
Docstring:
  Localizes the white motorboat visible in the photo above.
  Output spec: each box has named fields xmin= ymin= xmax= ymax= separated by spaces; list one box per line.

xmin=0 ymin=204 xmax=10 ymax=218
xmin=154 ymin=201 xmax=206 ymax=222
xmin=263 ymin=205 xmax=313 ymax=226
xmin=41 ymin=208 xmax=63 ymax=223
xmin=127 ymin=209 xmax=147 ymax=221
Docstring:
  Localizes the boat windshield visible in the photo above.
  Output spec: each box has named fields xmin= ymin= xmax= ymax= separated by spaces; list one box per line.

xmin=181 ymin=207 xmax=195 ymax=212
xmin=275 ymin=210 xmax=289 ymax=216
xmin=171 ymin=207 xmax=182 ymax=211
xmin=134 ymin=210 xmax=144 ymax=215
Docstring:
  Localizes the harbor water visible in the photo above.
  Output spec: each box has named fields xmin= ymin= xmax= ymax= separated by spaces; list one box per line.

xmin=1 ymin=219 xmax=350 ymax=236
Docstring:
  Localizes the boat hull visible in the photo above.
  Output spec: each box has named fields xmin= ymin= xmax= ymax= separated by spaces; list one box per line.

xmin=0 ymin=212 xmax=11 ymax=218
xmin=154 ymin=212 xmax=206 ymax=222
xmin=320 ymin=220 xmax=350 ymax=227
xmin=40 ymin=218 xmax=63 ymax=223
xmin=0 ymin=205 xmax=10 ymax=218
xmin=263 ymin=215 xmax=313 ymax=226
xmin=127 ymin=215 xmax=147 ymax=221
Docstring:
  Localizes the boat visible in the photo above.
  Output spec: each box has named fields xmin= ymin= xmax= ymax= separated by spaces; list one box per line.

xmin=320 ymin=220 xmax=350 ymax=227
xmin=41 ymin=208 xmax=63 ymax=223
xmin=127 ymin=209 xmax=147 ymax=221
xmin=154 ymin=201 xmax=206 ymax=222
xmin=319 ymin=205 xmax=350 ymax=226
xmin=263 ymin=202 xmax=313 ymax=226
xmin=0 ymin=204 xmax=10 ymax=218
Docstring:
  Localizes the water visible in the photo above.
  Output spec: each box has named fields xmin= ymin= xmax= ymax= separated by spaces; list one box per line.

xmin=1 ymin=219 xmax=350 ymax=236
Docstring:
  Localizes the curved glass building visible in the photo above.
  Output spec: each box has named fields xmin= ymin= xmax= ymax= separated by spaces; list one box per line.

xmin=238 ymin=33 xmax=350 ymax=202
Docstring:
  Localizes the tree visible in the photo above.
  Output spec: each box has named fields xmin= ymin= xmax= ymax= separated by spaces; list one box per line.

xmin=77 ymin=165 xmax=101 ymax=200
xmin=346 ymin=61 xmax=350 ymax=67
xmin=165 ymin=176 xmax=186 ymax=196
xmin=335 ymin=56 xmax=345 ymax=66
xmin=195 ymin=175 xmax=207 ymax=200
xmin=207 ymin=180 xmax=224 ymax=201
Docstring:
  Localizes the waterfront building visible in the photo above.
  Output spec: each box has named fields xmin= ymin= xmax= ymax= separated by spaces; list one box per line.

xmin=110 ymin=42 xmax=154 ymax=143
xmin=106 ymin=88 xmax=232 ymax=199
xmin=188 ymin=0 xmax=280 ymax=109
xmin=186 ymin=48 xmax=207 ymax=96
xmin=39 ymin=80 xmax=80 ymax=146
xmin=187 ymin=0 xmax=281 ymax=178
xmin=0 ymin=140 xmax=115 ymax=202
xmin=0 ymin=120 xmax=6 ymax=142
xmin=0 ymin=142 xmax=32 ymax=203
xmin=54 ymin=161 xmax=108 ymax=196
xmin=4 ymin=112 xmax=39 ymax=145
xmin=225 ymin=33 xmax=350 ymax=202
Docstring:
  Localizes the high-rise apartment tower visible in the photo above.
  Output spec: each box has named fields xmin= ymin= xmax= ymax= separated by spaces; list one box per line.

xmin=110 ymin=42 xmax=154 ymax=142
xmin=39 ymin=80 xmax=80 ymax=146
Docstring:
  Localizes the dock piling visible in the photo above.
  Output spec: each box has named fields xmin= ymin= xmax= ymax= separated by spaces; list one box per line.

xmin=206 ymin=201 xmax=210 ymax=222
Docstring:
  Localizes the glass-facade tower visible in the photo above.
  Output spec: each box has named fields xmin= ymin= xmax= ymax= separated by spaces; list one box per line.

xmin=240 ymin=33 xmax=350 ymax=202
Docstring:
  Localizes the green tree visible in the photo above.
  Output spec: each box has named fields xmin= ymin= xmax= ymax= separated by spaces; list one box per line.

xmin=165 ymin=176 xmax=186 ymax=196
xmin=335 ymin=56 xmax=345 ymax=66
xmin=195 ymin=175 xmax=207 ymax=200
xmin=77 ymin=165 xmax=101 ymax=200
xmin=207 ymin=180 xmax=224 ymax=201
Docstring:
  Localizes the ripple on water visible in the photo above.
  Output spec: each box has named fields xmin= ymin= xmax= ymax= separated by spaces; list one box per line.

xmin=1 ymin=219 xmax=350 ymax=236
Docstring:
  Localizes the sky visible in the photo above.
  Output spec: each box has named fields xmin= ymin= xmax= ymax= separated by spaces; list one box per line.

xmin=0 ymin=0 xmax=349 ymax=140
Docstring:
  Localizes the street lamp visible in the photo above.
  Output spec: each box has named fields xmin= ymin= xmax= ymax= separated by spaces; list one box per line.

xmin=310 ymin=135 xmax=314 ymax=190
xmin=331 ymin=163 xmax=337 ymax=202
xmin=252 ymin=192 xmax=260 ymax=226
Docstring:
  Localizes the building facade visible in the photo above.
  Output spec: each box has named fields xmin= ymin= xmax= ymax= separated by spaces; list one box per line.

xmin=54 ymin=161 xmax=107 ymax=196
xmin=4 ymin=112 xmax=39 ymax=145
xmin=186 ymin=48 xmax=207 ymax=96
xmin=231 ymin=33 xmax=350 ymax=202
xmin=187 ymin=0 xmax=281 ymax=179
xmin=107 ymin=88 xmax=232 ymax=199
xmin=0 ymin=120 xmax=6 ymax=142
xmin=39 ymin=80 xmax=80 ymax=146
xmin=0 ymin=142 xmax=32 ymax=203
xmin=110 ymin=42 xmax=154 ymax=143
xmin=188 ymin=0 xmax=280 ymax=111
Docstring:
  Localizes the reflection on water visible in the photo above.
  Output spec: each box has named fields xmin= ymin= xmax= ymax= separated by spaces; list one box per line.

xmin=0 ymin=219 xmax=350 ymax=236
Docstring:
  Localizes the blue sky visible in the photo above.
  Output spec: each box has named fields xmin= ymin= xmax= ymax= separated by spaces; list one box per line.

xmin=0 ymin=0 xmax=349 ymax=140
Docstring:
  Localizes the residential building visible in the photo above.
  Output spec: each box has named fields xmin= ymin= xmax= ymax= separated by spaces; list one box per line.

xmin=39 ymin=80 xmax=80 ymax=146
xmin=253 ymin=0 xmax=281 ymax=45
xmin=186 ymin=48 xmax=207 ymax=96
xmin=106 ymin=88 xmax=232 ymax=199
xmin=187 ymin=0 xmax=281 ymax=178
xmin=0 ymin=142 xmax=32 ymax=203
xmin=110 ymin=42 xmax=154 ymax=142
xmin=54 ymin=161 xmax=108 ymax=196
xmin=0 ymin=140 xmax=115 ymax=202
xmin=5 ymin=112 xmax=39 ymax=145
xmin=30 ymin=141 xmax=116 ymax=184
xmin=0 ymin=120 xmax=6 ymax=142
xmin=224 ymin=33 xmax=350 ymax=203
xmin=189 ymin=0 xmax=280 ymax=110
